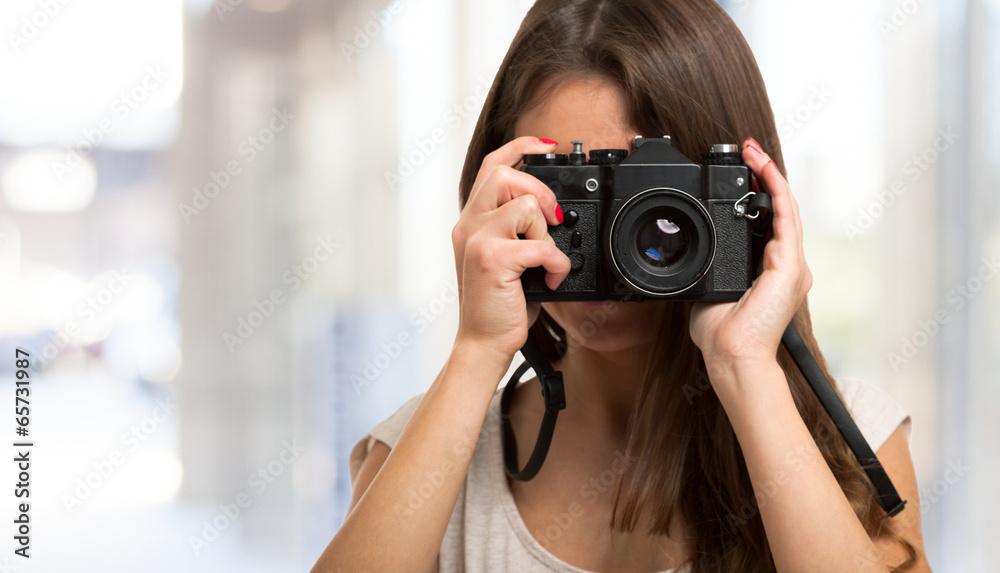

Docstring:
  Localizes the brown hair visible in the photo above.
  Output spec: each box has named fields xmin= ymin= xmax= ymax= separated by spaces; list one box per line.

xmin=458 ymin=1 xmax=916 ymax=571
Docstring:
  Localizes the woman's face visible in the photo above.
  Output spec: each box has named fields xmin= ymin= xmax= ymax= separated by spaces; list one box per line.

xmin=513 ymin=76 xmax=673 ymax=354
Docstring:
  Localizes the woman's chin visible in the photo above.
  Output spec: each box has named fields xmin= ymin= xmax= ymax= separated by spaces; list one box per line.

xmin=543 ymin=300 xmax=669 ymax=353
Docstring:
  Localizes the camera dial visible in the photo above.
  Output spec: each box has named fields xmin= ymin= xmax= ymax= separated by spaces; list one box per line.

xmin=702 ymin=143 xmax=743 ymax=165
xmin=588 ymin=149 xmax=628 ymax=165
xmin=524 ymin=153 xmax=569 ymax=166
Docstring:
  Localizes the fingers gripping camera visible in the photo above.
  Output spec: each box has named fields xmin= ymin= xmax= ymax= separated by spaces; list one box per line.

xmin=520 ymin=136 xmax=772 ymax=302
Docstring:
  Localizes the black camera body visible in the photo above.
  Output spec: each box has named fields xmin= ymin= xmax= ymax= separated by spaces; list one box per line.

xmin=519 ymin=136 xmax=769 ymax=302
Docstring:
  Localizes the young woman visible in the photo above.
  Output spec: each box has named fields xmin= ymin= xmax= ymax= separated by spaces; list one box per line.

xmin=313 ymin=1 xmax=929 ymax=571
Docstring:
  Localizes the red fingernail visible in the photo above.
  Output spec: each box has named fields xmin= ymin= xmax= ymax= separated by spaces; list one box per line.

xmin=746 ymin=137 xmax=763 ymax=153
xmin=555 ymin=203 xmax=564 ymax=224
xmin=539 ymin=138 xmax=558 ymax=146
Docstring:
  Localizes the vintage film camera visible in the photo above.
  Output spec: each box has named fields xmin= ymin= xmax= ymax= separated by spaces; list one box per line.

xmin=519 ymin=136 xmax=771 ymax=301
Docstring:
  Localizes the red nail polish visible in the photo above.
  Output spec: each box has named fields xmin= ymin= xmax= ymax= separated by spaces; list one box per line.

xmin=555 ymin=203 xmax=564 ymax=224
xmin=747 ymin=137 xmax=763 ymax=153
xmin=539 ymin=138 xmax=558 ymax=146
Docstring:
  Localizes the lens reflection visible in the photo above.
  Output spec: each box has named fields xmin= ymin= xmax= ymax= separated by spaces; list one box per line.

xmin=637 ymin=217 xmax=686 ymax=267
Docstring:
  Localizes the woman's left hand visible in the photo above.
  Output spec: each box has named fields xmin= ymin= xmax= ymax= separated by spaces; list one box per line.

xmin=689 ymin=138 xmax=812 ymax=384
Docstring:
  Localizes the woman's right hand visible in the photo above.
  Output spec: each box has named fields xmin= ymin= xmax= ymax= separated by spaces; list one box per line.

xmin=313 ymin=137 xmax=568 ymax=573
xmin=451 ymin=136 xmax=572 ymax=361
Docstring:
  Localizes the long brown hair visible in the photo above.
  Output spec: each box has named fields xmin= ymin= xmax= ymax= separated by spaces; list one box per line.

xmin=458 ymin=1 xmax=916 ymax=570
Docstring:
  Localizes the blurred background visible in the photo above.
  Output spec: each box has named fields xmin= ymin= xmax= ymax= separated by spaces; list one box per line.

xmin=0 ymin=0 xmax=996 ymax=570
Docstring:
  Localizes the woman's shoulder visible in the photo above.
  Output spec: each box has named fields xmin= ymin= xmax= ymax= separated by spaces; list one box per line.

xmin=347 ymin=392 xmax=424 ymax=484
xmin=366 ymin=392 xmax=426 ymax=451
xmin=349 ymin=386 xmax=506 ymax=486
xmin=834 ymin=377 xmax=912 ymax=451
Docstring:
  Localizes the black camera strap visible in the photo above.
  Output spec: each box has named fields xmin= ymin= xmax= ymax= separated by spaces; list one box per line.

xmin=500 ymin=325 xmax=906 ymax=517
xmin=780 ymin=324 xmax=907 ymax=516
xmin=499 ymin=331 xmax=565 ymax=481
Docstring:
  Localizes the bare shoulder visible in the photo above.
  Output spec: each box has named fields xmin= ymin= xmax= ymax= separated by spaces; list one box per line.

xmin=348 ymin=437 xmax=391 ymax=514
xmin=344 ymin=438 xmax=441 ymax=573
xmin=345 ymin=392 xmax=427 ymax=513
xmin=872 ymin=424 xmax=933 ymax=572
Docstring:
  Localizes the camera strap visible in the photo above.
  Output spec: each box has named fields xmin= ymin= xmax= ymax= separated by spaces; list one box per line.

xmin=499 ymin=331 xmax=565 ymax=481
xmin=500 ymin=325 xmax=907 ymax=517
xmin=780 ymin=324 xmax=907 ymax=516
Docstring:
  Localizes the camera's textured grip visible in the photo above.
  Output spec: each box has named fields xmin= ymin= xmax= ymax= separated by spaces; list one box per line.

xmin=522 ymin=202 xmax=600 ymax=295
xmin=710 ymin=203 xmax=753 ymax=292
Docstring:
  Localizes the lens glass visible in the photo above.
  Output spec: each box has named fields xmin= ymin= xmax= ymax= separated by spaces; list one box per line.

xmin=636 ymin=214 xmax=687 ymax=268
xmin=610 ymin=188 xmax=715 ymax=296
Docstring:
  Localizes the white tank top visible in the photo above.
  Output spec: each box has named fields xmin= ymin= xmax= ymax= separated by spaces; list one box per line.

xmin=356 ymin=377 xmax=911 ymax=572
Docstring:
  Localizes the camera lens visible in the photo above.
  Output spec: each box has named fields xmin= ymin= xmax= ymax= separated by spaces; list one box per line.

xmin=636 ymin=215 xmax=687 ymax=268
xmin=608 ymin=188 xmax=715 ymax=296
